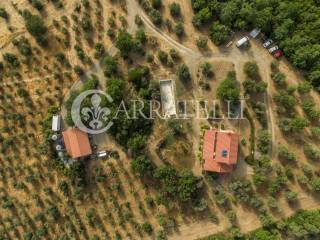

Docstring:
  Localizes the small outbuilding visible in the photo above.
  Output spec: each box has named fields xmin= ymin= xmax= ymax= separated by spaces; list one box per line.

xmin=52 ymin=115 xmax=61 ymax=132
xmin=203 ymin=130 xmax=239 ymax=173
xmin=62 ymin=128 xmax=92 ymax=159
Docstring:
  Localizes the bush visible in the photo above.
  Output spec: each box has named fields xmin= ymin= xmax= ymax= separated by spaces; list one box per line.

xmin=273 ymin=90 xmax=296 ymax=112
xmin=23 ymin=11 xmax=47 ymax=45
xmin=298 ymin=81 xmax=312 ymax=94
xmin=150 ymin=9 xmax=162 ymax=25
xmin=277 ymin=145 xmax=296 ymax=163
xmin=244 ymin=61 xmax=259 ymax=79
xmin=170 ymin=2 xmax=181 ymax=17
xmin=74 ymin=65 xmax=84 ymax=76
xmin=128 ymin=65 xmax=150 ymax=90
xmin=131 ymin=155 xmax=153 ymax=177
xmin=200 ymin=62 xmax=213 ymax=77
xmin=141 ymin=222 xmax=153 ymax=234
xmin=304 ymin=144 xmax=320 ymax=161
xmin=271 ymin=72 xmax=286 ymax=86
xmin=103 ymin=56 xmax=118 ymax=77
xmin=196 ymin=37 xmax=208 ymax=49
xmin=174 ymin=22 xmax=184 ymax=37
xmin=29 ymin=0 xmax=44 ymax=11
xmin=158 ymin=50 xmax=168 ymax=64
xmin=257 ymin=130 xmax=271 ymax=154
xmin=3 ymin=53 xmax=20 ymax=67
xmin=285 ymin=190 xmax=298 ymax=203
xmin=0 ymin=8 xmax=8 ymax=19
xmin=177 ymin=64 xmax=191 ymax=82
xmin=115 ymin=29 xmax=133 ymax=57
xmin=135 ymin=29 xmax=147 ymax=43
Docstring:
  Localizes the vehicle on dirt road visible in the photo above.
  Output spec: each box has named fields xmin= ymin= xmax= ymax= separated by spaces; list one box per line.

xmin=236 ymin=36 xmax=249 ymax=48
xmin=268 ymin=45 xmax=279 ymax=53
xmin=263 ymin=39 xmax=273 ymax=48
xmin=274 ymin=50 xmax=283 ymax=59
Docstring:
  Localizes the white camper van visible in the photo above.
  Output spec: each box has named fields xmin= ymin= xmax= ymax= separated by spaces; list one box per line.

xmin=236 ymin=36 xmax=249 ymax=48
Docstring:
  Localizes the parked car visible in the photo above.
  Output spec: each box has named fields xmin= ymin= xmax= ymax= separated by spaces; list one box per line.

xmin=263 ymin=39 xmax=273 ymax=48
xmin=268 ymin=46 xmax=279 ymax=53
xmin=97 ymin=151 xmax=108 ymax=158
xmin=250 ymin=28 xmax=261 ymax=38
xmin=274 ymin=50 xmax=283 ymax=59
xmin=236 ymin=36 xmax=249 ymax=48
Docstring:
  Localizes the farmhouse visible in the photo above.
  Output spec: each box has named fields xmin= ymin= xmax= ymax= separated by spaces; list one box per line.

xmin=203 ymin=130 xmax=239 ymax=173
xmin=62 ymin=128 xmax=92 ymax=159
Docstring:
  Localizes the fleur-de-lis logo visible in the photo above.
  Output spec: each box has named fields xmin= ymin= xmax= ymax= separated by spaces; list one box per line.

xmin=71 ymin=90 xmax=114 ymax=134
xmin=81 ymin=94 xmax=111 ymax=130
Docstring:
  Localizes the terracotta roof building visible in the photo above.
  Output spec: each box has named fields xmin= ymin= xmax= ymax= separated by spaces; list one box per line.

xmin=203 ymin=130 xmax=239 ymax=173
xmin=62 ymin=128 xmax=92 ymax=158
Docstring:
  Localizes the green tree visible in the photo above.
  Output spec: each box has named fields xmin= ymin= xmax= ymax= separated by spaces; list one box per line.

xmin=210 ymin=22 xmax=230 ymax=45
xmin=23 ymin=11 xmax=47 ymax=45
xmin=216 ymin=71 xmax=239 ymax=102
xmin=244 ymin=61 xmax=259 ymax=80
xmin=103 ymin=56 xmax=118 ymax=77
xmin=174 ymin=22 xmax=184 ymax=37
xmin=115 ymin=29 xmax=134 ymax=57
xmin=131 ymin=155 xmax=153 ymax=177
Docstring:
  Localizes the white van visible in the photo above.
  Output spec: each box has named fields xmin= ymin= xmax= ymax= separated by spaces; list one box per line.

xmin=236 ymin=36 xmax=249 ymax=48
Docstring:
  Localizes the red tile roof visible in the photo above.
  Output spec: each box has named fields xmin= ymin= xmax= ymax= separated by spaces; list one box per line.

xmin=203 ymin=130 xmax=239 ymax=173
xmin=62 ymin=128 xmax=92 ymax=158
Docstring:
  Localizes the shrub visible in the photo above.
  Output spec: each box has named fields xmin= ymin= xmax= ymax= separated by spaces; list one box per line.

xmin=177 ymin=64 xmax=191 ymax=82
xmin=103 ymin=56 xmax=118 ymax=77
xmin=0 ymin=8 xmax=8 ymax=19
xmin=277 ymin=145 xmax=296 ymax=163
xmin=128 ymin=65 xmax=150 ymax=90
xmin=115 ymin=29 xmax=134 ymax=57
xmin=141 ymin=222 xmax=153 ymax=234
xmin=74 ymin=65 xmax=84 ymax=76
xmin=150 ymin=9 xmax=162 ymax=25
xmin=285 ymin=190 xmax=298 ymax=203
xmin=273 ymin=90 xmax=296 ymax=112
xmin=131 ymin=155 xmax=153 ymax=177
xmin=196 ymin=37 xmax=208 ymax=49
xmin=298 ymin=81 xmax=312 ymax=94
xmin=135 ymin=15 xmax=143 ymax=26
xmin=200 ymin=62 xmax=213 ymax=77
xmin=170 ymin=2 xmax=181 ymax=17
xmin=135 ymin=29 xmax=147 ymax=43
xmin=174 ymin=22 xmax=184 ymax=37
xmin=244 ymin=61 xmax=259 ymax=79
xmin=271 ymin=72 xmax=286 ymax=86
xmin=158 ymin=50 xmax=168 ymax=64
xmin=3 ymin=53 xmax=20 ymax=67
xmin=304 ymin=144 xmax=320 ymax=161
xmin=23 ymin=11 xmax=47 ymax=45
xmin=257 ymin=130 xmax=271 ymax=154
